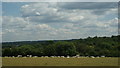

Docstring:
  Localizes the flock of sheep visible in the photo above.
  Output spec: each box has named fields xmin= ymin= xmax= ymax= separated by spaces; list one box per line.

xmin=4 ymin=55 xmax=105 ymax=58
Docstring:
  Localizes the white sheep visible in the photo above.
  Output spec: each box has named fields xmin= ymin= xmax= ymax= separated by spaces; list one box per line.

xmin=45 ymin=56 xmax=49 ymax=58
xmin=51 ymin=56 xmax=55 ymax=58
xmin=90 ymin=56 xmax=95 ymax=58
xmin=29 ymin=55 xmax=32 ymax=57
xmin=101 ymin=56 xmax=105 ymax=57
xmin=17 ymin=55 xmax=22 ymax=57
xmin=67 ymin=56 xmax=70 ymax=58
xmin=33 ymin=56 xmax=38 ymax=57
xmin=61 ymin=56 xmax=65 ymax=58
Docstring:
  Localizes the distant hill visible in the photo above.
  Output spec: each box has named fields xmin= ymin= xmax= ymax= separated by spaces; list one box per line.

xmin=2 ymin=35 xmax=120 ymax=57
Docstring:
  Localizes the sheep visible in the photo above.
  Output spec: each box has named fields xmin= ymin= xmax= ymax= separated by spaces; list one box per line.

xmin=17 ymin=55 xmax=22 ymax=57
xmin=101 ymin=56 xmax=105 ymax=57
xmin=12 ymin=56 xmax=14 ymax=57
xmin=72 ymin=56 xmax=76 ymax=58
xmin=27 ymin=55 xmax=29 ymax=57
xmin=76 ymin=55 xmax=80 ymax=57
xmin=26 ymin=55 xmax=32 ymax=57
xmin=29 ymin=55 xmax=32 ymax=57
xmin=96 ymin=56 xmax=100 ymax=58
xmin=45 ymin=56 xmax=49 ymax=58
xmin=67 ymin=56 xmax=70 ymax=58
xmin=86 ymin=56 xmax=89 ymax=57
xmin=61 ymin=56 xmax=65 ymax=58
xmin=23 ymin=56 xmax=27 ymax=58
xmin=41 ymin=56 xmax=44 ymax=58
xmin=51 ymin=56 xmax=55 ymax=58
xmin=76 ymin=55 xmax=80 ymax=58
xmin=57 ymin=56 xmax=60 ymax=58
xmin=33 ymin=56 xmax=38 ymax=58
xmin=90 ymin=56 xmax=95 ymax=58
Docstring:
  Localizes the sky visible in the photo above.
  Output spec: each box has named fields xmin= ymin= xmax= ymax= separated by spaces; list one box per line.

xmin=0 ymin=2 xmax=2 ymax=42
xmin=2 ymin=2 xmax=118 ymax=42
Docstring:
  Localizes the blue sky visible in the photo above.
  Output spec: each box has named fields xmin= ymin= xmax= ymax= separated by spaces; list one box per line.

xmin=2 ymin=2 xmax=118 ymax=42
xmin=2 ymin=2 xmax=29 ymax=17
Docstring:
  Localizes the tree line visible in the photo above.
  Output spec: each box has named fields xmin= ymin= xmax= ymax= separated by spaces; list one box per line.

xmin=2 ymin=35 xmax=120 ymax=57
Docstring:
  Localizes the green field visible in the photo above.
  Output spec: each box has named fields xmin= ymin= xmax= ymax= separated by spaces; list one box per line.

xmin=2 ymin=57 xmax=119 ymax=66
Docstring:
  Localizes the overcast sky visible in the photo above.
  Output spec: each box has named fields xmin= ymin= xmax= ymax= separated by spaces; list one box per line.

xmin=2 ymin=2 xmax=118 ymax=42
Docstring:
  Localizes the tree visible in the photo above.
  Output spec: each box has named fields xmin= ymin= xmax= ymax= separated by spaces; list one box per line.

xmin=17 ymin=45 xmax=35 ymax=56
xmin=55 ymin=41 xmax=77 ymax=56
xmin=3 ymin=48 xmax=12 ymax=56
xmin=44 ymin=44 xmax=57 ymax=56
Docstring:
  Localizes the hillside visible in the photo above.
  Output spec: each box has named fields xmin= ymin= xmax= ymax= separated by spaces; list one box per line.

xmin=2 ymin=35 xmax=120 ymax=57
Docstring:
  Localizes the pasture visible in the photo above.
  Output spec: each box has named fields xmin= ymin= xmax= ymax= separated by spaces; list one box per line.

xmin=2 ymin=57 xmax=119 ymax=66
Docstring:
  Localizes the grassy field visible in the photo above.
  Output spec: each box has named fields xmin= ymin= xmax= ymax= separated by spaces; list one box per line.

xmin=2 ymin=57 xmax=119 ymax=66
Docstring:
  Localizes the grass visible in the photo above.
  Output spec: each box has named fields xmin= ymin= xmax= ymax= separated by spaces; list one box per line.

xmin=2 ymin=57 xmax=119 ymax=66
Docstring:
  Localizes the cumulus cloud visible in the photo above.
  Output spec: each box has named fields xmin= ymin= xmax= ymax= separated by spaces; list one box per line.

xmin=20 ymin=3 xmax=86 ymax=23
xmin=2 ymin=2 xmax=118 ymax=42
xmin=59 ymin=2 xmax=117 ymax=9
xmin=58 ymin=2 xmax=118 ymax=15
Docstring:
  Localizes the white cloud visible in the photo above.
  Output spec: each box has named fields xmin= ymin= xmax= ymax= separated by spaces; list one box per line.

xmin=68 ymin=15 xmax=84 ymax=21
xmin=21 ymin=4 xmax=29 ymax=8
xmin=35 ymin=12 xmax=41 ymax=16
xmin=20 ymin=3 xmax=87 ymax=23
xmin=2 ymin=2 xmax=118 ymax=42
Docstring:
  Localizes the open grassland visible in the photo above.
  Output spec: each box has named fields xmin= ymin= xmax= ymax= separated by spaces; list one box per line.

xmin=2 ymin=57 xmax=119 ymax=66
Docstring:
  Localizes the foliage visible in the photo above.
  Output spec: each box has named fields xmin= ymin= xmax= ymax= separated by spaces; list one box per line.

xmin=2 ymin=35 xmax=120 ymax=57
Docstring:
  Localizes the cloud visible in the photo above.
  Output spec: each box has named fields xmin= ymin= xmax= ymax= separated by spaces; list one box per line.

xmin=20 ymin=2 xmax=118 ymax=24
xmin=59 ymin=2 xmax=117 ymax=9
xmin=58 ymin=2 xmax=118 ymax=15
xmin=20 ymin=3 xmax=86 ymax=23
xmin=2 ymin=2 xmax=118 ymax=42
xmin=2 ymin=16 xmax=29 ymax=30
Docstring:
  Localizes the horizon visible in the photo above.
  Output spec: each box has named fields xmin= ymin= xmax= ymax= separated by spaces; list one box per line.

xmin=2 ymin=35 xmax=119 ymax=43
xmin=2 ymin=2 xmax=118 ymax=42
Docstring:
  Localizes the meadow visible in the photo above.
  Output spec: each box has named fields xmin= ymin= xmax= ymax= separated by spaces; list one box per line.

xmin=2 ymin=57 xmax=119 ymax=66
xmin=2 ymin=36 xmax=120 ymax=66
